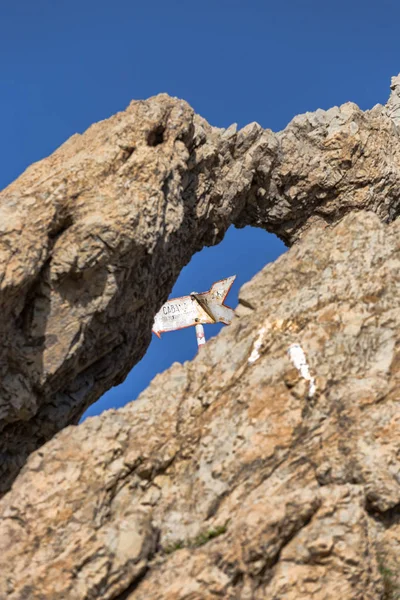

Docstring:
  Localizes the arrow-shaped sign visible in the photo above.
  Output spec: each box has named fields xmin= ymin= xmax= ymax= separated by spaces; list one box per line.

xmin=153 ymin=276 xmax=236 ymax=338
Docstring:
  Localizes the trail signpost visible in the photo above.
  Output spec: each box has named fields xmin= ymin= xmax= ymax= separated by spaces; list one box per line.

xmin=153 ymin=276 xmax=236 ymax=348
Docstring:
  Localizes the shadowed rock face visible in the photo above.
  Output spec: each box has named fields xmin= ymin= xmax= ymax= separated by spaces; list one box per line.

xmin=0 ymin=77 xmax=399 ymax=495
xmin=0 ymin=211 xmax=399 ymax=599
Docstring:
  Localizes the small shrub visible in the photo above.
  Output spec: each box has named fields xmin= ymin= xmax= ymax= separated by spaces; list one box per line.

xmin=378 ymin=556 xmax=399 ymax=600
xmin=162 ymin=522 xmax=229 ymax=554
xmin=163 ymin=539 xmax=185 ymax=554
xmin=191 ymin=524 xmax=228 ymax=548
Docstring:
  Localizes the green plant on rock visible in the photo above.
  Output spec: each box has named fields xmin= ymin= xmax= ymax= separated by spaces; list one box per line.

xmin=163 ymin=522 xmax=229 ymax=555
xmin=378 ymin=556 xmax=399 ymax=600
xmin=163 ymin=539 xmax=185 ymax=555
xmin=191 ymin=524 xmax=228 ymax=548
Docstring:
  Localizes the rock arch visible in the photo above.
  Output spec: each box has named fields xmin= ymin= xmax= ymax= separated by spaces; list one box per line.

xmin=0 ymin=77 xmax=399 ymax=493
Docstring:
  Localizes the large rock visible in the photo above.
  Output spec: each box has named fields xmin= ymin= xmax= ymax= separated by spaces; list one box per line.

xmin=1 ymin=77 xmax=400 ymax=494
xmin=0 ymin=211 xmax=399 ymax=599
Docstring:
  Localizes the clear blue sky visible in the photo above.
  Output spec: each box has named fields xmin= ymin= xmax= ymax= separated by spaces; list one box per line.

xmin=1 ymin=0 xmax=398 ymax=417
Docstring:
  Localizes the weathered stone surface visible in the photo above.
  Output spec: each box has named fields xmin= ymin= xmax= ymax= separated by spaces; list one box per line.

xmin=0 ymin=211 xmax=398 ymax=599
xmin=1 ymin=76 xmax=400 ymax=493
xmin=387 ymin=73 xmax=400 ymax=126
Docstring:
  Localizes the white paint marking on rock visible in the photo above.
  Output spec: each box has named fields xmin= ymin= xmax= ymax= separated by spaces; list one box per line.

xmin=287 ymin=343 xmax=316 ymax=398
xmin=248 ymin=326 xmax=268 ymax=364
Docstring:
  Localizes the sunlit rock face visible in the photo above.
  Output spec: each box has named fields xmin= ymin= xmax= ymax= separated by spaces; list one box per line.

xmin=2 ymin=81 xmax=400 ymax=494
xmin=0 ymin=74 xmax=399 ymax=571
xmin=0 ymin=210 xmax=399 ymax=599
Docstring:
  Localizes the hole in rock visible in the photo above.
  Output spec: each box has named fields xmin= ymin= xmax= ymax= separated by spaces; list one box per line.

xmin=81 ymin=227 xmax=286 ymax=421
xmin=121 ymin=146 xmax=135 ymax=162
xmin=48 ymin=214 xmax=73 ymax=242
xmin=147 ymin=125 xmax=165 ymax=147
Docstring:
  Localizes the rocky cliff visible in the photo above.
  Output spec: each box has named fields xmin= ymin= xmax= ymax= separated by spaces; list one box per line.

xmin=1 ymin=209 xmax=399 ymax=599
xmin=1 ymin=76 xmax=400 ymax=494
xmin=0 ymin=77 xmax=399 ymax=599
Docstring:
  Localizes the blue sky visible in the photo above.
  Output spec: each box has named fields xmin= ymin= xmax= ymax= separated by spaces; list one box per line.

xmin=1 ymin=0 xmax=398 ymax=417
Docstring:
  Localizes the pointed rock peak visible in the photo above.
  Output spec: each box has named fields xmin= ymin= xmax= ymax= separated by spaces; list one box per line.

xmin=387 ymin=72 xmax=400 ymax=125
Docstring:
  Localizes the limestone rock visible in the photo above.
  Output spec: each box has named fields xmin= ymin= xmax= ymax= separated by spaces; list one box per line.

xmin=387 ymin=73 xmax=400 ymax=126
xmin=0 ymin=211 xmax=399 ymax=599
xmin=1 ymin=77 xmax=400 ymax=494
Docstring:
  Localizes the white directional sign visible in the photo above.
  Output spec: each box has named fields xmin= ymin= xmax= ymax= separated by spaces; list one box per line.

xmin=153 ymin=276 xmax=236 ymax=338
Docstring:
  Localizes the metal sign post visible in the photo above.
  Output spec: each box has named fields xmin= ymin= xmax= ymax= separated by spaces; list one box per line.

xmin=195 ymin=323 xmax=206 ymax=349
xmin=153 ymin=276 xmax=236 ymax=349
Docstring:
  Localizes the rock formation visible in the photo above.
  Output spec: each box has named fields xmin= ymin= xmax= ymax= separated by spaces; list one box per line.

xmin=1 ymin=210 xmax=399 ymax=599
xmin=1 ymin=76 xmax=400 ymax=495
xmin=0 ymin=76 xmax=399 ymax=598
